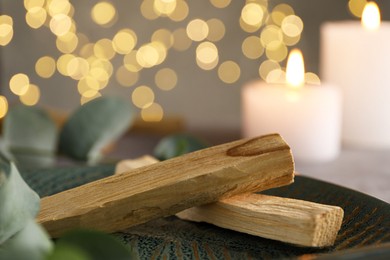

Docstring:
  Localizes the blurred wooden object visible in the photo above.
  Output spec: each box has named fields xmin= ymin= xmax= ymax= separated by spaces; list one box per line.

xmin=115 ymin=155 xmax=158 ymax=174
xmin=131 ymin=116 xmax=185 ymax=135
xmin=37 ymin=134 xmax=294 ymax=237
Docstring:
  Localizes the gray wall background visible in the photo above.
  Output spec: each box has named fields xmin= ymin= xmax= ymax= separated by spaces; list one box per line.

xmin=1 ymin=0 xmax=390 ymax=133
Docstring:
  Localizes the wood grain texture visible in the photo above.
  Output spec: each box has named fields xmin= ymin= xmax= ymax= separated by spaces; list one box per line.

xmin=114 ymin=155 xmax=343 ymax=247
xmin=177 ymin=193 xmax=344 ymax=247
xmin=37 ymin=134 xmax=294 ymax=237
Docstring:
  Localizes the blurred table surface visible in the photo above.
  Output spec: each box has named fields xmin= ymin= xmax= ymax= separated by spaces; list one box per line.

xmin=108 ymin=132 xmax=390 ymax=203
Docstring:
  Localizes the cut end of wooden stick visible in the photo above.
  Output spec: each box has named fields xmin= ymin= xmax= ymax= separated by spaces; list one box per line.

xmin=176 ymin=193 xmax=344 ymax=247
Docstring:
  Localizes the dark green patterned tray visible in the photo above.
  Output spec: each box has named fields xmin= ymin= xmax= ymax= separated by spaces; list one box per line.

xmin=21 ymin=166 xmax=390 ymax=259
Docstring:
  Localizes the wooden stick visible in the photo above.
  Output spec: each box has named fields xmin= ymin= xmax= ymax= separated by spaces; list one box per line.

xmin=177 ymin=194 xmax=344 ymax=247
xmin=37 ymin=134 xmax=294 ymax=237
xmin=115 ymin=155 xmax=344 ymax=247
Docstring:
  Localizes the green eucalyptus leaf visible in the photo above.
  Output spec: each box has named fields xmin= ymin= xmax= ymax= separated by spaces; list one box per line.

xmin=3 ymin=105 xmax=57 ymax=168
xmin=47 ymin=230 xmax=135 ymax=260
xmin=0 ymin=160 xmax=40 ymax=244
xmin=59 ymin=96 xmax=134 ymax=164
xmin=47 ymin=244 xmax=90 ymax=260
xmin=0 ymin=219 xmax=53 ymax=260
xmin=153 ymin=133 xmax=209 ymax=161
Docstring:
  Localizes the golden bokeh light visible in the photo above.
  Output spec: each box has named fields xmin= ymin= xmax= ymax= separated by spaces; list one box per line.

xmin=186 ymin=19 xmax=209 ymax=42
xmin=67 ymin=57 xmax=90 ymax=80
xmin=172 ymin=28 xmax=192 ymax=51
xmin=136 ymin=44 xmax=159 ymax=68
xmin=35 ymin=56 xmax=56 ymax=78
xmin=305 ymin=72 xmax=321 ymax=85
xmin=49 ymin=14 xmax=71 ymax=36
xmin=197 ymin=58 xmax=219 ymax=71
xmin=152 ymin=29 xmax=173 ymax=49
xmin=78 ymin=77 xmax=100 ymax=94
xmin=141 ymin=0 xmax=159 ymax=20
xmin=94 ymin=38 xmax=116 ymax=60
xmin=0 ymin=15 xmax=13 ymax=46
xmin=196 ymin=41 xmax=219 ymax=70
xmin=251 ymin=0 xmax=269 ymax=6
xmin=0 ymin=23 xmax=13 ymax=39
xmin=260 ymin=25 xmax=283 ymax=47
xmin=48 ymin=0 xmax=72 ymax=17
xmin=0 ymin=96 xmax=8 ymax=119
xmin=168 ymin=0 xmax=189 ymax=22
xmin=265 ymin=42 xmax=288 ymax=62
xmin=79 ymin=43 xmax=94 ymax=58
xmin=80 ymin=92 xmax=102 ymax=105
xmin=89 ymin=67 xmax=110 ymax=87
xmin=56 ymin=31 xmax=78 ymax=53
xmin=81 ymin=89 xmax=99 ymax=98
xmin=218 ymin=61 xmax=241 ymax=84
xmin=281 ymin=15 xmax=304 ymax=38
xmin=116 ymin=65 xmax=139 ymax=87
xmin=266 ymin=68 xmax=286 ymax=84
xmin=24 ymin=0 xmax=45 ymax=10
xmin=91 ymin=1 xmax=117 ymax=26
xmin=206 ymin=18 xmax=225 ymax=42
xmin=112 ymin=29 xmax=137 ymax=54
xmin=136 ymin=42 xmax=167 ymax=68
xmin=349 ymin=0 xmax=367 ymax=18
xmin=239 ymin=17 xmax=262 ymax=33
xmin=259 ymin=59 xmax=281 ymax=80
xmin=151 ymin=41 xmax=168 ymax=65
xmin=68 ymin=4 xmax=75 ymax=18
xmin=8 ymin=0 xmax=307 ymax=115
xmin=25 ymin=7 xmax=47 ymax=29
xmin=271 ymin=4 xmax=294 ymax=26
xmin=241 ymin=3 xmax=264 ymax=26
xmin=9 ymin=73 xmax=30 ymax=96
xmin=124 ymin=51 xmax=143 ymax=72
xmin=155 ymin=68 xmax=178 ymax=91
xmin=283 ymin=34 xmax=301 ymax=46
xmin=132 ymin=85 xmax=155 ymax=108
xmin=0 ymin=15 xmax=13 ymax=28
xmin=242 ymin=35 xmax=264 ymax=59
xmin=154 ymin=0 xmax=177 ymax=16
xmin=57 ymin=53 xmax=75 ymax=76
xmin=90 ymin=58 xmax=113 ymax=77
xmin=210 ymin=0 xmax=231 ymax=9
xmin=141 ymin=102 xmax=164 ymax=122
xmin=20 ymin=84 xmax=40 ymax=106
xmin=68 ymin=21 xmax=77 ymax=34
xmin=75 ymin=33 xmax=89 ymax=52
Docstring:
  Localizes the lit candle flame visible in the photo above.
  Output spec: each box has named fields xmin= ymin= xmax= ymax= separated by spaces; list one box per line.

xmin=286 ymin=49 xmax=305 ymax=88
xmin=362 ymin=2 xmax=381 ymax=30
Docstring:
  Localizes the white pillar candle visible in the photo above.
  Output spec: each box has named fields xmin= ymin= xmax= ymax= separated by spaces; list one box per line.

xmin=321 ymin=2 xmax=390 ymax=148
xmin=242 ymin=50 xmax=342 ymax=162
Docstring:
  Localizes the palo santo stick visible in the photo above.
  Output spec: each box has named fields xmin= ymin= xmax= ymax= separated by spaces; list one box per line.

xmin=177 ymin=194 xmax=344 ymax=247
xmin=37 ymin=134 xmax=294 ymax=237
xmin=115 ymin=155 xmax=344 ymax=247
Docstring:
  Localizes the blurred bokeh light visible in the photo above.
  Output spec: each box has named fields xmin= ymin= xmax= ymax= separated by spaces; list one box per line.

xmin=0 ymin=0 xmax=326 ymax=125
